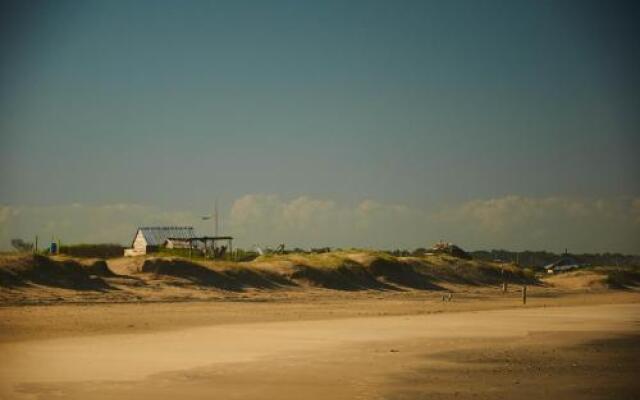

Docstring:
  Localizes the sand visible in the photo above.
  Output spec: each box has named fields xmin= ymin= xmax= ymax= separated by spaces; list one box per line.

xmin=1 ymin=291 xmax=639 ymax=399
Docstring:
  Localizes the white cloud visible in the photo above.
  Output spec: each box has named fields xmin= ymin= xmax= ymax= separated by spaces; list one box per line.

xmin=632 ymin=198 xmax=640 ymax=224
xmin=435 ymin=195 xmax=640 ymax=252
xmin=0 ymin=203 xmax=200 ymax=250
xmin=228 ymin=194 xmax=640 ymax=253
xmin=228 ymin=194 xmax=426 ymax=249
xmin=2 ymin=195 xmax=639 ymax=253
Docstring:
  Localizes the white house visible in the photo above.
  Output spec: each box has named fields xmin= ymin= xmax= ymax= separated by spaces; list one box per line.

xmin=124 ymin=226 xmax=194 ymax=256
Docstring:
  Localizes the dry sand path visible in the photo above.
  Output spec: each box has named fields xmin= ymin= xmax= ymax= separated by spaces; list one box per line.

xmin=1 ymin=303 xmax=639 ymax=399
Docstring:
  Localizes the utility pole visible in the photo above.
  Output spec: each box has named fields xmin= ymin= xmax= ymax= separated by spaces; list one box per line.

xmin=214 ymin=199 xmax=219 ymax=237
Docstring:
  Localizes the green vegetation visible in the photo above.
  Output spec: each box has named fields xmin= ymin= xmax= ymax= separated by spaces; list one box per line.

xmin=0 ymin=254 xmax=111 ymax=290
xmin=596 ymin=266 xmax=640 ymax=289
xmin=5 ymin=249 xmax=638 ymax=296
xmin=253 ymin=250 xmax=536 ymax=289
xmin=59 ymin=244 xmax=124 ymax=259
xmin=156 ymin=248 xmax=203 ymax=259
xmin=472 ymin=249 xmax=640 ymax=269
xmin=156 ymin=247 xmax=243 ymax=262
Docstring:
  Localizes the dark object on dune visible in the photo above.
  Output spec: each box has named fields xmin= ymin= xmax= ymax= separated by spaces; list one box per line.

xmin=60 ymin=244 xmax=125 ymax=259
xmin=11 ymin=238 xmax=34 ymax=252
xmin=428 ymin=241 xmax=472 ymax=260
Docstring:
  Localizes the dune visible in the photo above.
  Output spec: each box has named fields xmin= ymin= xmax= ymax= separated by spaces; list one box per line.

xmin=0 ymin=254 xmax=110 ymax=291
xmin=140 ymin=258 xmax=292 ymax=291
xmin=0 ymin=250 xmax=598 ymax=304
xmin=544 ymin=268 xmax=640 ymax=290
xmin=544 ymin=270 xmax=609 ymax=290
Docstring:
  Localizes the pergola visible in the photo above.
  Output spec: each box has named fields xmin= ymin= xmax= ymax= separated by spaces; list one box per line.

xmin=168 ymin=236 xmax=233 ymax=259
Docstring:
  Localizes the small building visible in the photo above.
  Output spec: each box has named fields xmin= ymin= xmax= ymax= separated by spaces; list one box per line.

xmin=426 ymin=241 xmax=472 ymax=260
xmin=124 ymin=226 xmax=194 ymax=256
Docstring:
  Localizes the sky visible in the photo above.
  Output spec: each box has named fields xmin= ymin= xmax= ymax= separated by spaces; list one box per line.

xmin=1 ymin=0 xmax=639 ymax=253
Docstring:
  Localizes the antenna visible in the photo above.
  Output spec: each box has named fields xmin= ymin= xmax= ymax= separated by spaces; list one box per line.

xmin=214 ymin=199 xmax=219 ymax=237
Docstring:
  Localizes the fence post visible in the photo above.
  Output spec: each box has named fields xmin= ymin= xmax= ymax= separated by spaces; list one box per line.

xmin=522 ymin=285 xmax=527 ymax=305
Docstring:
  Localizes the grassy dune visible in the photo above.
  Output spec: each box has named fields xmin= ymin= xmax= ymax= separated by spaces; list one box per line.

xmin=252 ymin=251 xmax=535 ymax=290
xmin=0 ymin=254 xmax=111 ymax=291
xmin=1 ymin=251 xmax=637 ymax=304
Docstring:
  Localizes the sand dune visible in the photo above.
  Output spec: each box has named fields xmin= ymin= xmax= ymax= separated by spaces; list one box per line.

xmin=1 ymin=252 xmax=540 ymax=304
xmin=1 ymin=252 xmax=638 ymax=398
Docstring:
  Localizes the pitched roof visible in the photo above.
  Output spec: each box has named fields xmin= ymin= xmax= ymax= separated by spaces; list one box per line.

xmin=137 ymin=226 xmax=194 ymax=246
xmin=544 ymin=256 xmax=581 ymax=270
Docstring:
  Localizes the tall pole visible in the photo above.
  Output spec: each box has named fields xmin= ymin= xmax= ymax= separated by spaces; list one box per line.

xmin=214 ymin=199 xmax=219 ymax=237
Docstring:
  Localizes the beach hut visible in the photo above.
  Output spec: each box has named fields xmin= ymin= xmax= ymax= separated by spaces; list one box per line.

xmin=124 ymin=226 xmax=194 ymax=256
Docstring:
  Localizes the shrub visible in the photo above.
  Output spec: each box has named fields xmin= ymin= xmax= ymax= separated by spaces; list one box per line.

xmin=59 ymin=244 xmax=125 ymax=258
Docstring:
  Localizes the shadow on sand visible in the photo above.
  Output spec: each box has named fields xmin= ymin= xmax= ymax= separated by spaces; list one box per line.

xmin=141 ymin=258 xmax=296 ymax=291
xmin=0 ymin=255 xmax=112 ymax=291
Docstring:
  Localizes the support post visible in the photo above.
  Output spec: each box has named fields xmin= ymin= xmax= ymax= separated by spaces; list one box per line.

xmin=522 ymin=285 xmax=527 ymax=305
xmin=501 ymin=268 xmax=507 ymax=293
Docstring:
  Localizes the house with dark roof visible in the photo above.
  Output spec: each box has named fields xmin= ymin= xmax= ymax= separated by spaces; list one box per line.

xmin=544 ymin=256 xmax=582 ymax=274
xmin=124 ymin=226 xmax=194 ymax=256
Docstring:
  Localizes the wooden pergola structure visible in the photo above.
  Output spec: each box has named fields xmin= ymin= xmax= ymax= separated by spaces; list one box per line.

xmin=168 ymin=236 xmax=233 ymax=259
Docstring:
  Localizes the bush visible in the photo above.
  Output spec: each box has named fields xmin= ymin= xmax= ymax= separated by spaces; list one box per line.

xmin=59 ymin=244 xmax=125 ymax=258
xmin=11 ymin=239 xmax=34 ymax=252
xmin=234 ymin=249 xmax=260 ymax=262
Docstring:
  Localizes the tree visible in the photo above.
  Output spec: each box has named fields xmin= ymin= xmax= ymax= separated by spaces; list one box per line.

xmin=11 ymin=239 xmax=34 ymax=252
xmin=412 ymin=247 xmax=427 ymax=256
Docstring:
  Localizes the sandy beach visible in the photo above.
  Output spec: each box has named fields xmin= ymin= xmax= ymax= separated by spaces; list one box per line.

xmin=2 ymin=1 xmax=639 ymax=398
xmin=1 ymin=292 xmax=639 ymax=400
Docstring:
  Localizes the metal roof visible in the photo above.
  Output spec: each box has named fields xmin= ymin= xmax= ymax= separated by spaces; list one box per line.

xmin=168 ymin=236 xmax=233 ymax=241
xmin=137 ymin=226 xmax=194 ymax=246
xmin=544 ymin=256 xmax=581 ymax=270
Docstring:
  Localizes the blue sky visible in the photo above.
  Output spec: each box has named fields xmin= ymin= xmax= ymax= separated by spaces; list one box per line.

xmin=1 ymin=0 xmax=639 ymax=252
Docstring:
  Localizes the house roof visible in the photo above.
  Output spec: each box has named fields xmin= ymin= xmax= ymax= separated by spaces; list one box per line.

xmin=544 ymin=256 xmax=581 ymax=270
xmin=167 ymin=236 xmax=233 ymax=241
xmin=136 ymin=226 xmax=194 ymax=246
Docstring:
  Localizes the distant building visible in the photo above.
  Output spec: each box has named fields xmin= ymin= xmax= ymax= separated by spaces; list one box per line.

xmin=544 ymin=256 xmax=582 ymax=274
xmin=426 ymin=241 xmax=472 ymax=260
xmin=124 ymin=226 xmax=194 ymax=256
